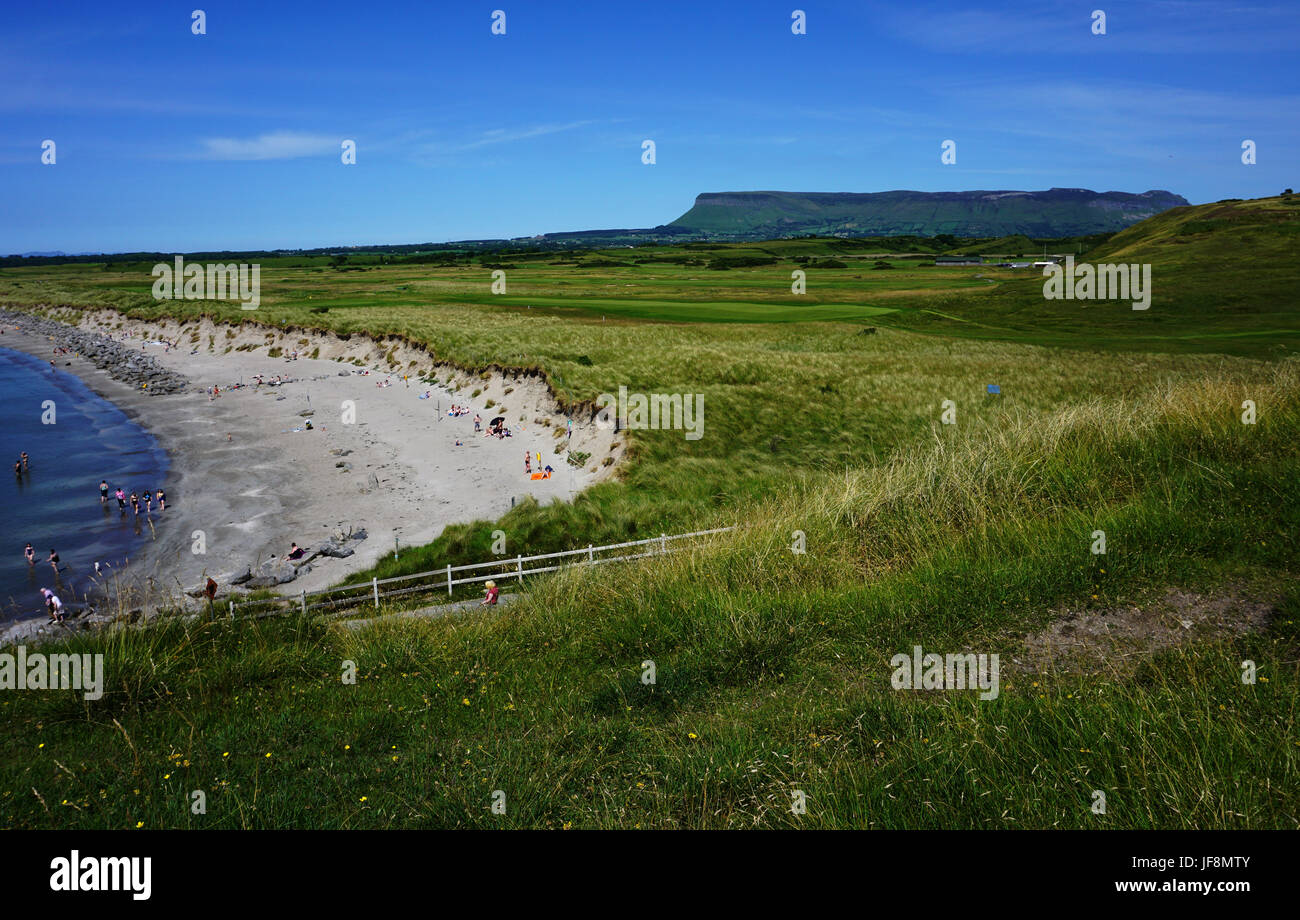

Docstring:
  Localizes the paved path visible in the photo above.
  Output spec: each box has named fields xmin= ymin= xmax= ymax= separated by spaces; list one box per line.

xmin=331 ymin=593 xmax=520 ymax=631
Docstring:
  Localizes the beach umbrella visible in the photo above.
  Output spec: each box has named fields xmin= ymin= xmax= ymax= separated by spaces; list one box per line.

xmin=490 ymin=416 xmax=505 ymax=426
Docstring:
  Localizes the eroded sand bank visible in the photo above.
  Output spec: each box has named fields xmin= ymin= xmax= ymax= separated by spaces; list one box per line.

xmin=3 ymin=307 xmax=623 ymax=614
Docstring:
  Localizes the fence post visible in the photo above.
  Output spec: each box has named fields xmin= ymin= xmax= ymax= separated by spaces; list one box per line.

xmin=300 ymin=589 xmax=307 ymax=615
xmin=660 ymin=533 xmax=667 ymax=555
xmin=588 ymin=544 xmax=594 ymax=564
xmin=446 ymin=564 xmax=453 ymax=596
xmin=372 ymin=577 xmax=379 ymax=609
xmin=516 ymin=554 xmax=523 ymax=583
xmin=228 ymin=600 xmax=234 ymax=620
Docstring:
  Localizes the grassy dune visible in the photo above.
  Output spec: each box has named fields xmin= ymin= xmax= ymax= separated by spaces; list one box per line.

xmin=3 ymin=360 xmax=1295 ymax=828
xmin=881 ymin=195 xmax=1300 ymax=355
xmin=1 ymin=197 xmax=1297 ymax=828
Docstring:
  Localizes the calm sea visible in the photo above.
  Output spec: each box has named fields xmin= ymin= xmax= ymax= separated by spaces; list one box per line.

xmin=0 ymin=346 xmax=169 ymax=620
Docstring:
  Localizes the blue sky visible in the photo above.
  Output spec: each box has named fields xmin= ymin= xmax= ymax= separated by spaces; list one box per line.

xmin=2 ymin=0 xmax=1297 ymax=253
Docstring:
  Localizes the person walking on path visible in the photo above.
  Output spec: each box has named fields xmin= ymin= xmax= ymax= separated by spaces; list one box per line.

xmin=481 ymin=580 xmax=499 ymax=607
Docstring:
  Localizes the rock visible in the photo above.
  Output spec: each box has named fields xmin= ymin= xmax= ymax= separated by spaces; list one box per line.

xmin=250 ymin=558 xmax=299 ymax=586
xmin=0 ymin=309 xmax=191 ymax=394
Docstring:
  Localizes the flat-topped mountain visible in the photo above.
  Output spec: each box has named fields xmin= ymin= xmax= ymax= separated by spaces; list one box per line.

xmin=665 ymin=188 xmax=1190 ymax=240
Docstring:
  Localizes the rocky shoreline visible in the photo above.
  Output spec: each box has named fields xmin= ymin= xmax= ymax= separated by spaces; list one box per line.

xmin=0 ymin=307 xmax=190 ymax=394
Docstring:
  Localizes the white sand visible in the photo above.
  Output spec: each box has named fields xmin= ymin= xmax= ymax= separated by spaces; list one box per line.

xmin=16 ymin=310 xmax=622 ymax=602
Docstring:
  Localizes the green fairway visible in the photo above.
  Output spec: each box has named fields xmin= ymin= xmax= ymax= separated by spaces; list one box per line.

xmin=453 ymin=293 xmax=899 ymax=323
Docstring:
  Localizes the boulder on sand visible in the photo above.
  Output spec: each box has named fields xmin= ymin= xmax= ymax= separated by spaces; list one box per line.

xmin=244 ymin=558 xmax=303 ymax=589
xmin=310 ymin=539 xmax=355 ymax=559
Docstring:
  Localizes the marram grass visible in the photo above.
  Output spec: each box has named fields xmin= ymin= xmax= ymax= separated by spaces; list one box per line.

xmin=2 ymin=358 xmax=1295 ymax=828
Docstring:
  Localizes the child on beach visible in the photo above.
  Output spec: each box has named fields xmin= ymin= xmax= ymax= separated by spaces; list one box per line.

xmin=481 ymin=580 xmax=499 ymax=606
xmin=157 ymin=489 xmax=166 ymax=511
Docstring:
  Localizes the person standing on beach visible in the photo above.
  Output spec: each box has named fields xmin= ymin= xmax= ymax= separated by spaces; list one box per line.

xmin=99 ymin=480 xmax=109 ymax=503
xmin=156 ymin=489 xmax=166 ymax=511
xmin=13 ymin=459 xmax=21 ymax=477
xmin=21 ymin=452 xmax=30 ymax=471
xmin=525 ymin=451 xmax=531 ymax=474
xmin=144 ymin=491 xmax=153 ymax=514
xmin=24 ymin=543 xmax=35 ymax=566
xmin=115 ymin=487 xmax=126 ymax=512
xmin=48 ymin=549 xmax=60 ymax=572
xmin=130 ymin=492 xmax=140 ymax=515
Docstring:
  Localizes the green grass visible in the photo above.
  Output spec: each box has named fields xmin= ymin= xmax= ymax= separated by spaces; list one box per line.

xmin=3 ymin=361 xmax=1296 ymax=828
xmin=1 ymin=195 xmax=1298 ymax=828
xmin=877 ymin=196 xmax=1300 ymax=357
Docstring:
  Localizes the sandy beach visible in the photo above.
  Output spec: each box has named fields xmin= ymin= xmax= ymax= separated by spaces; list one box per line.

xmin=1 ymin=308 xmax=620 ymax=609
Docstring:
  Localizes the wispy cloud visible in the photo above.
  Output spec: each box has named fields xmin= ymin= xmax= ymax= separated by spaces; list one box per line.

xmin=406 ymin=120 xmax=597 ymax=157
xmin=872 ymin=0 xmax=1300 ymax=54
xmin=195 ymin=131 xmax=341 ymax=161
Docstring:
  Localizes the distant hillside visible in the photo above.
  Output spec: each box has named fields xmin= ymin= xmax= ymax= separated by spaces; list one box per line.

xmin=875 ymin=193 xmax=1300 ymax=356
xmin=668 ymin=189 xmax=1189 ymax=240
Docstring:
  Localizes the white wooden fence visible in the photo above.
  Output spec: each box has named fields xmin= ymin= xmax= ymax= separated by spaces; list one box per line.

xmin=225 ymin=526 xmax=734 ymax=619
